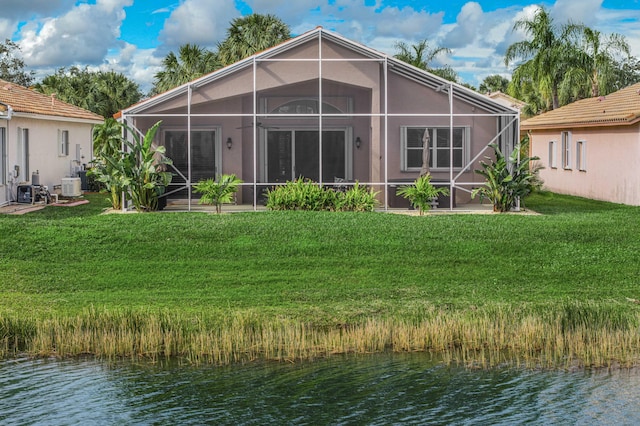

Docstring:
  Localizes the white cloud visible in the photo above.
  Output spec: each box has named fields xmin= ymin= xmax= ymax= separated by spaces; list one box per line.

xmin=18 ymin=0 xmax=133 ymax=67
xmin=157 ymin=0 xmax=239 ymax=52
xmin=442 ymin=2 xmax=484 ymax=48
xmin=551 ymin=0 xmax=603 ymax=26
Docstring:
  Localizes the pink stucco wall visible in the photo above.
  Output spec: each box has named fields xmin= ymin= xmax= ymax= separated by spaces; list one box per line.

xmin=530 ymin=125 xmax=640 ymax=205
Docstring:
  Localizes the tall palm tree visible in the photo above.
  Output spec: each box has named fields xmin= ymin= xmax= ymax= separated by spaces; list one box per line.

xmin=569 ymin=28 xmax=631 ymax=98
xmin=94 ymin=71 xmax=142 ymax=118
xmin=217 ymin=14 xmax=290 ymax=66
xmin=505 ymin=7 xmax=580 ymax=110
xmin=151 ymin=44 xmax=219 ymax=95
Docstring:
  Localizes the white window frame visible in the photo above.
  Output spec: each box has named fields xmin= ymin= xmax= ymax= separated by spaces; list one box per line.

xmin=17 ymin=127 xmax=29 ymax=181
xmin=561 ymin=131 xmax=571 ymax=169
xmin=548 ymin=140 xmax=557 ymax=169
xmin=58 ymin=130 xmax=70 ymax=156
xmin=401 ymin=126 xmax=470 ymax=172
xmin=576 ymin=140 xmax=587 ymax=171
xmin=0 ymin=127 xmax=6 ymax=185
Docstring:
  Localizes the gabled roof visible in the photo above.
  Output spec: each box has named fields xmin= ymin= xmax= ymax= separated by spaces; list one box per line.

xmin=522 ymin=82 xmax=640 ymax=130
xmin=122 ymin=27 xmax=517 ymax=117
xmin=0 ymin=79 xmax=103 ymax=122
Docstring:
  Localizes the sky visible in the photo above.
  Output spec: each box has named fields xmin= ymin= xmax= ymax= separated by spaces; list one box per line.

xmin=2 ymin=0 xmax=640 ymax=93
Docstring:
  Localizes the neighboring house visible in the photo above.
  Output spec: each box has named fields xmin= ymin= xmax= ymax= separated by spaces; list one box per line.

xmin=485 ymin=91 xmax=527 ymax=113
xmin=119 ymin=28 xmax=519 ymax=210
xmin=0 ymin=79 xmax=103 ymax=205
xmin=522 ymin=82 xmax=640 ymax=206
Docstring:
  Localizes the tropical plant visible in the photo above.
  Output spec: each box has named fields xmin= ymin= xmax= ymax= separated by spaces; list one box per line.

xmin=336 ymin=181 xmax=379 ymax=212
xmin=505 ymin=7 xmax=581 ymax=110
xmin=393 ymin=39 xmax=451 ymax=70
xmin=393 ymin=39 xmax=457 ymax=82
xmin=193 ymin=174 xmax=243 ymax=213
xmin=94 ymin=121 xmax=173 ymax=212
xmin=151 ymin=44 xmax=220 ymax=95
xmin=560 ymin=27 xmax=631 ymax=101
xmin=472 ymin=143 xmax=541 ymax=212
xmin=34 ymin=67 xmax=142 ymax=118
xmin=217 ymin=14 xmax=290 ymax=66
xmin=89 ymin=118 xmax=125 ymax=209
xmin=265 ymin=178 xmax=333 ymax=211
xmin=479 ymin=75 xmax=510 ymax=94
xmin=0 ymin=39 xmax=34 ymax=86
xmin=396 ymin=174 xmax=449 ymax=215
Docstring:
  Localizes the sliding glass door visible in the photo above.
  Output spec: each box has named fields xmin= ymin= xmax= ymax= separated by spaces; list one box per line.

xmin=266 ymin=130 xmax=347 ymax=183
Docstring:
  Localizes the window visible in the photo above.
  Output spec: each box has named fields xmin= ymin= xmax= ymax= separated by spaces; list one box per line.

xmin=17 ymin=127 xmax=29 ymax=181
xmin=576 ymin=140 xmax=587 ymax=171
xmin=0 ymin=127 xmax=5 ymax=185
xmin=561 ymin=131 xmax=571 ymax=169
xmin=402 ymin=127 xmax=468 ymax=171
xmin=548 ymin=140 xmax=557 ymax=169
xmin=59 ymin=130 xmax=69 ymax=156
xmin=163 ymin=129 xmax=221 ymax=184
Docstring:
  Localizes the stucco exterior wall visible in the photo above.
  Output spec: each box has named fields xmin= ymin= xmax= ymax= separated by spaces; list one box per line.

xmin=530 ymin=125 xmax=640 ymax=205
xmin=0 ymin=116 xmax=95 ymax=205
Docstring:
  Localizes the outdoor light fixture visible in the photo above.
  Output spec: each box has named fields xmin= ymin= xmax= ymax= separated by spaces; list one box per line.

xmin=226 ymin=137 xmax=232 ymax=150
xmin=355 ymin=136 xmax=361 ymax=149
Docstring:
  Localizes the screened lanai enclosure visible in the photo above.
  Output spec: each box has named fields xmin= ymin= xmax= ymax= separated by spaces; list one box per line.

xmin=120 ymin=28 xmax=519 ymax=211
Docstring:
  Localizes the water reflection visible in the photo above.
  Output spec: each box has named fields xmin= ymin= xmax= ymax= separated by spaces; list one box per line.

xmin=1 ymin=353 xmax=639 ymax=425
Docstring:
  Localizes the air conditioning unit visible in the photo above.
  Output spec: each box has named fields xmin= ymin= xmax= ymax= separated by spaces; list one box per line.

xmin=61 ymin=177 xmax=82 ymax=197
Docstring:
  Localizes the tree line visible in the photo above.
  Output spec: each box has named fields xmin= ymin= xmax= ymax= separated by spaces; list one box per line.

xmin=1 ymin=10 xmax=638 ymax=119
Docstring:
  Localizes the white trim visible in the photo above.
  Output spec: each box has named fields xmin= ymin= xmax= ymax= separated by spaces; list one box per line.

xmin=561 ymin=131 xmax=572 ymax=170
xmin=400 ymin=126 xmax=470 ymax=172
xmin=576 ymin=140 xmax=587 ymax=171
xmin=549 ymin=140 xmax=557 ymax=169
xmin=58 ymin=129 xmax=70 ymax=156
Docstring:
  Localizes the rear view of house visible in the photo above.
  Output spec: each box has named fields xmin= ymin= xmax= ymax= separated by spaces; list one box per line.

xmin=522 ymin=82 xmax=640 ymax=205
xmin=0 ymin=79 xmax=103 ymax=206
xmin=120 ymin=28 xmax=519 ymax=210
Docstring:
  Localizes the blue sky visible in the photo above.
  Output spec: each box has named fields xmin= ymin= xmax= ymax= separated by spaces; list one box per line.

xmin=3 ymin=0 xmax=640 ymax=93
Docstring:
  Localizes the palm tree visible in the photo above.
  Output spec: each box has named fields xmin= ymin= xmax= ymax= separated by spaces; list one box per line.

xmin=568 ymin=28 xmax=631 ymax=98
xmin=479 ymin=75 xmax=510 ymax=94
xmin=217 ymin=14 xmax=290 ymax=66
xmin=94 ymin=71 xmax=142 ymax=118
xmin=151 ymin=44 xmax=219 ymax=95
xmin=394 ymin=39 xmax=451 ymax=69
xmin=505 ymin=7 xmax=580 ymax=110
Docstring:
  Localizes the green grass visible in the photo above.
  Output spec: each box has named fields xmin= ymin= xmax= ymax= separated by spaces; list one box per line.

xmin=1 ymin=191 xmax=640 ymax=367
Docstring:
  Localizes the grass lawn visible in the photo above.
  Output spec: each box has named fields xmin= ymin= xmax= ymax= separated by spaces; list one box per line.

xmin=1 ymin=191 xmax=639 ymax=367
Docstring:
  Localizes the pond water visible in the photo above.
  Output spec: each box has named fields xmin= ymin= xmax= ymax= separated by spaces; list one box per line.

xmin=2 ymin=353 xmax=639 ymax=425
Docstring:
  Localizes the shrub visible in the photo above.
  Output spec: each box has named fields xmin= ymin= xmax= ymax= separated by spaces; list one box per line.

xmin=396 ymin=174 xmax=449 ymax=215
xmin=472 ymin=143 xmax=541 ymax=212
xmin=266 ymin=179 xmax=378 ymax=211
xmin=193 ymin=174 xmax=243 ymax=213
xmin=336 ymin=181 xmax=379 ymax=212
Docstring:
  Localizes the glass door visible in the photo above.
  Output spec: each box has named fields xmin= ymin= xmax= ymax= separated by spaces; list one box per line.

xmin=266 ymin=130 xmax=347 ymax=183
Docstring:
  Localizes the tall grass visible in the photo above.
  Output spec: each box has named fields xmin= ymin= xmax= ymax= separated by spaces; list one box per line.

xmin=2 ymin=192 xmax=640 ymax=369
xmin=2 ymin=302 xmax=639 ymax=369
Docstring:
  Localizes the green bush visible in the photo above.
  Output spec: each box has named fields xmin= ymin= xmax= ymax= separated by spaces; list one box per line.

xmin=396 ymin=174 xmax=449 ymax=215
xmin=194 ymin=174 xmax=243 ymax=213
xmin=266 ymin=179 xmax=377 ymax=211
xmin=336 ymin=181 xmax=379 ymax=212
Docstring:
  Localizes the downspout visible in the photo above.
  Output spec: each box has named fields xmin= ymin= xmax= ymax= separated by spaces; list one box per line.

xmin=188 ymin=85 xmax=193 ymax=212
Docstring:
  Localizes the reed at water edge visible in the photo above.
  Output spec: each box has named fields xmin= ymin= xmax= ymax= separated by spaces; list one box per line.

xmin=1 ymin=301 xmax=639 ymax=369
